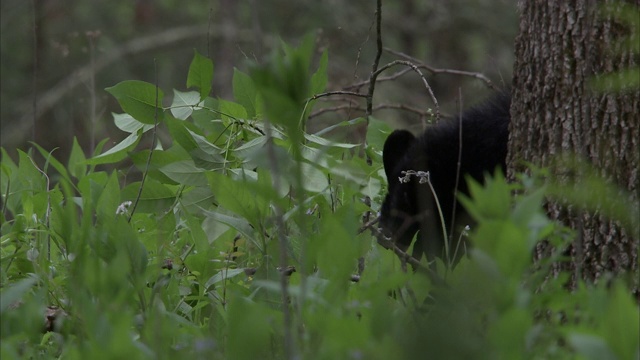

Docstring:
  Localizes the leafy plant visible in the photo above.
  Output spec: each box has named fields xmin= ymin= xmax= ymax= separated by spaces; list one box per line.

xmin=1 ymin=39 xmax=638 ymax=360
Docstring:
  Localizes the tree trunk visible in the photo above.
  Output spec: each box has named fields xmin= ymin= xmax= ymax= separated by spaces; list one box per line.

xmin=508 ymin=1 xmax=639 ymax=290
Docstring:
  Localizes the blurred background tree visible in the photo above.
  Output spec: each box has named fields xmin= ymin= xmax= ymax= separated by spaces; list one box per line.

xmin=0 ymin=0 xmax=516 ymax=160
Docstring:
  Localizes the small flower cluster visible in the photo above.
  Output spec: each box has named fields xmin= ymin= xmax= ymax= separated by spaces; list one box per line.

xmin=116 ymin=201 xmax=133 ymax=215
xmin=398 ymin=170 xmax=430 ymax=184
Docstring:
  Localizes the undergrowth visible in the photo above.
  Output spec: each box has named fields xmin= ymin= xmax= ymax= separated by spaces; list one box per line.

xmin=1 ymin=39 xmax=638 ymax=360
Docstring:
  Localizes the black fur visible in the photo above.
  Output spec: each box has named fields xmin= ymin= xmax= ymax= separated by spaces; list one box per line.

xmin=380 ymin=93 xmax=511 ymax=266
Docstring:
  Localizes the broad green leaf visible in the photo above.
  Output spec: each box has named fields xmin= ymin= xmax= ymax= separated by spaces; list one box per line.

xmin=314 ymin=117 xmax=366 ymax=137
xmin=68 ymin=137 xmax=87 ymax=179
xmin=206 ymin=171 xmax=265 ymax=227
xmin=460 ymin=171 xmax=512 ymax=222
xmin=304 ymin=133 xmax=359 ymax=149
xmin=181 ymin=186 xmax=215 ymax=211
xmin=361 ymin=176 xmax=382 ymax=199
xmin=200 ymin=208 xmax=260 ymax=251
xmin=17 ymin=151 xmax=45 ymax=192
xmin=77 ymin=171 xmax=109 ymax=207
xmin=129 ymin=148 xmax=189 ymax=185
xmin=159 ymin=160 xmax=208 ymax=186
xmin=105 ymin=80 xmax=164 ymax=125
xmin=299 ymin=144 xmax=331 ymax=169
xmin=86 ymin=131 xmax=141 ymax=165
xmin=310 ymin=49 xmax=328 ymax=95
xmin=123 ymin=179 xmax=176 ymax=201
xmin=96 ymin=172 xmax=121 ymax=222
xmin=366 ymin=116 xmax=393 ymax=152
xmin=227 ymin=298 xmax=280 ymax=360
xmin=568 ymin=334 xmax=617 ymax=360
xmin=30 ymin=143 xmax=71 ymax=185
xmin=219 ymin=99 xmax=247 ymax=122
xmin=171 ymin=90 xmax=202 ymax=120
xmin=311 ymin=206 xmax=360 ymax=283
xmin=298 ymin=162 xmax=329 ymax=193
xmin=166 ymin=115 xmax=199 ymax=152
xmin=329 ymin=160 xmax=369 ymax=185
xmin=489 ymin=308 xmax=532 ymax=359
xmin=601 ymin=283 xmax=640 ymax=360
xmin=233 ymin=136 xmax=268 ymax=162
xmin=113 ymin=113 xmax=154 ymax=133
xmin=187 ymin=128 xmax=223 ymax=158
xmin=204 ymin=268 xmax=246 ymax=290
xmin=187 ymin=49 xmax=213 ymax=101
xmin=232 ymin=68 xmax=258 ymax=118
xmin=180 ymin=209 xmax=212 ymax=254
xmin=0 ymin=276 xmax=38 ymax=314
xmin=0 ymin=149 xmax=17 ymax=211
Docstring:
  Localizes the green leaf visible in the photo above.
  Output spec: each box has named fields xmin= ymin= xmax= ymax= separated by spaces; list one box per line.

xmin=96 ymin=172 xmax=121 ymax=223
xmin=314 ymin=117 xmax=366 ymax=137
xmin=233 ymin=136 xmax=268 ymax=163
xmin=113 ymin=113 xmax=154 ymax=133
xmin=310 ymin=49 xmax=328 ymax=96
xmin=170 ymin=90 xmax=202 ymax=120
xmin=30 ymin=143 xmax=72 ymax=185
xmin=601 ymin=282 xmax=640 ymax=360
xmin=365 ymin=116 xmax=393 ymax=152
xmin=68 ymin=137 xmax=87 ymax=179
xmin=128 ymin=180 xmax=177 ymax=201
xmin=105 ymin=80 xmax=164 ymax=125
xmin=459 ymin=171 xmax=512 ymax=222
xmin=568 ymin=334 xmax=617 ymax=360
xmin=304 ymin=133 xmax=359 ymax=149
xmin=159 ymin=160 xmax=208 ymax=186
xmin=298 ymin=162 xmax=329 ymax=193
xmin=200 ymin=208 xmax=260 ymax=251
xmin=233 ymin=68 xmax=258 ymax=118
xmin=166 ymin=115 xmax=199 ymax=152
xmin=187 ymin=49 xmax=213 ymax=101
xmin=0 ymin=276 xmax=38 ymax=314
xmin=219 ymin=99 xmax=248 ymax=122
xmin=86 ymin=131 xmax=141 ymax=165
xmin=206 ymin=171 xmax=266 ymax=228
xmin=204 ymin=268 xmax=246 ymax=290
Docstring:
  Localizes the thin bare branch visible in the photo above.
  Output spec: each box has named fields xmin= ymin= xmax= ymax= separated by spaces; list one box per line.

xmin=384 ymin=47 xmax=496 ymax=89
xmin=366 ymin=0 xmax=384 ymax=117
xmin=374 ymin=59 xmax=440 ymax=122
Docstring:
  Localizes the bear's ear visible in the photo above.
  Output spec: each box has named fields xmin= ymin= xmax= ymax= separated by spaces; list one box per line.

xmin=382 ymin=129 xmax=416 ymax=182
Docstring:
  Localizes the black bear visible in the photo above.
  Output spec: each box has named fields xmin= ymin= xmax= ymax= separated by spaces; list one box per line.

xmin=379 ymin=92 xmax=511 ymax=267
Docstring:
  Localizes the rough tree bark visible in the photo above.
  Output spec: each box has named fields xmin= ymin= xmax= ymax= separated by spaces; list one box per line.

xmin=508 ymin=1 xmax=639 ymax=290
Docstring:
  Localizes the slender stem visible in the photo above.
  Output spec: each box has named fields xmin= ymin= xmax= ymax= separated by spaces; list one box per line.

xmin=128 ymin=59 xmax=160 ymax=222
xmin=264 ymin=119 xmax=293 ymax=359
xmin=449 ymin=88 xmax=464 ymax=262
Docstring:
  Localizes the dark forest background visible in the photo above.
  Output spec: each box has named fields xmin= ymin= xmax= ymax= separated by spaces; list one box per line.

xmin=1 ymin=0 xmax=516 ymax=159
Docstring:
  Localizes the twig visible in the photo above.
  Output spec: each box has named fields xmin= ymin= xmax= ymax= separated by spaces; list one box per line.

xmin=128 ymin=59 xmax=160 ymax=222
xmin=366 ymin=0 xmax=384 ymax=117
xmin=364 ymin=218 xmax=447 ymax=287
xmin=345 ymin=67 xmax=413 ymax=90
xmin=309 ymin=102 xmax=438 ymax=121
xmin=449 ymin=88 xmax=463 ymax=251
xmin=384 ymin=47 xmax=496 ymax=90
xmin=310 ymin=90 xmax=368 ymax=100
xmin=374 ymin=60 xmax=440 ymax=122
